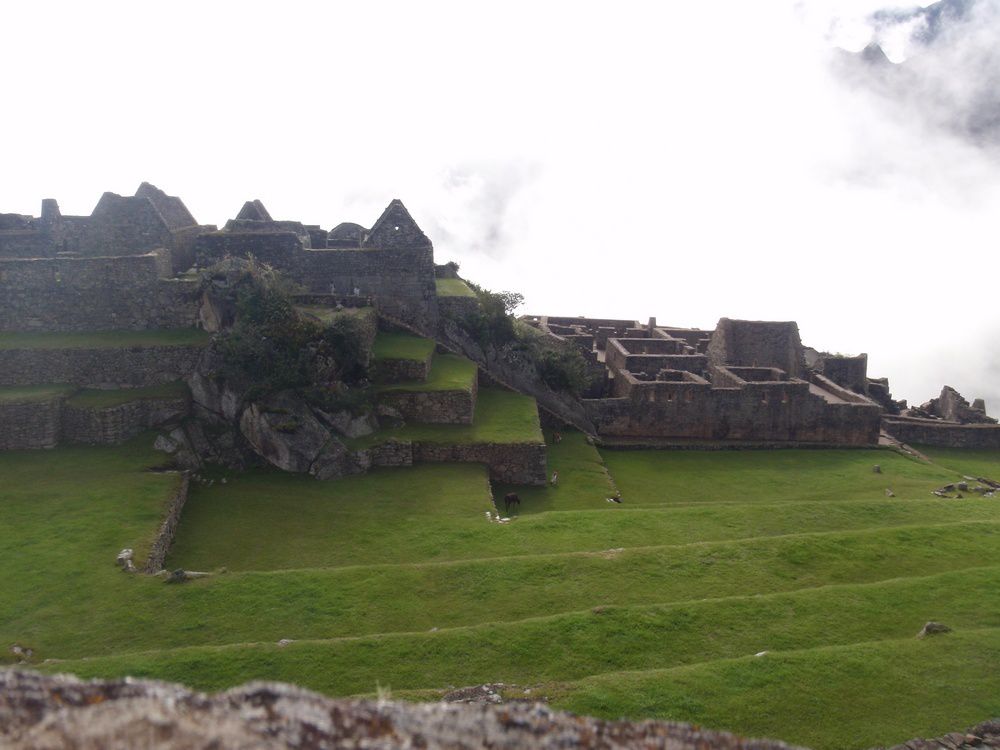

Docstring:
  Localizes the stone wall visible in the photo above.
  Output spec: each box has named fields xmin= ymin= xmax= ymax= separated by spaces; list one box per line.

xmin=379 ymin=380 xmax=477 ymax=425
xmin=707 ymin=318 xmax=805 ymax=377
xmin=0 ymin=398 xmax=62 ymax=450
xmin=196 ymin=234 xmax=438 ymax=332
xmin=62 ymin=397 xmax=189 ymax=444
xmin=0 ymin=253 xmax=199 ymax=331
xmin=818 ymin=354 xmax=868 ymax=393
xmin=586 ymin=375 xmax=881 ymax=445
xmin=413 ymin=440 xmax=547 ymax=484
xmin=143 ymin=472 xmax=191 ymax=573
xmin=437 ymin=294 xmax=480 ymax=322
xmin=373 ymin=355 xmax=432 ymax=383
xmin=0 ymin=345 xmax=204 ymax=387
xmin=298 ymin=246 xmax=438 ymax=331
xmin=883 ymin=418 xmax=1000 ymax=449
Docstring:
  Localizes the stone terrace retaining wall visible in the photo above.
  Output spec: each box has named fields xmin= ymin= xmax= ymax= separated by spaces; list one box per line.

xmin=143 ymin=472 xmax=191 ymax=573
xmin=0 ymin=398 xmax=62 ymax=450
xmin=414 ymin=441 xmax=547 ymax=484
xmin=374 ymin=355 xmax=432 ymax=383
xmin=0 ymin=253 xmax=199 ymax=331
xmin=437 ymin=294 xmax=479 ymax=321
xmin=62 ymin=397 xmax=189 ymax=444
xmin=0 ymin=345 xmax=203 ymax=387
xmin=883 ymin=418 xmax=1000 ymax=449
xmin=379 ymin=380 xmax=477 ymax=425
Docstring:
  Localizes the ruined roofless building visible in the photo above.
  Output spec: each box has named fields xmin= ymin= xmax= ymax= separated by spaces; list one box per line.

xmin=0 ymin=185 xmax=439 ymax=333
xmin=526 ymin=315 xmax=884 ymax=445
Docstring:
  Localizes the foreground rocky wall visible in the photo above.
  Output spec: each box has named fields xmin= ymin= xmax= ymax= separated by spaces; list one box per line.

xmin=0 ymin=345 xmax=204 ymax=388
xmin=0 ymin=670 xmax=812 ymax=750
xmin=883 ymin=418 xmax=1000 ymax=449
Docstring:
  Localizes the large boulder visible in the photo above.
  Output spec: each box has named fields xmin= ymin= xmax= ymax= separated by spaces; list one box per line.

xmin=239 ymin=392 xmax=333 ymax=474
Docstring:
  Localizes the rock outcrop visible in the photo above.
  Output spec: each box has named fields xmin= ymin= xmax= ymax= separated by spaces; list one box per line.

xmin=0 ymin=670 xmax=807 ymax=750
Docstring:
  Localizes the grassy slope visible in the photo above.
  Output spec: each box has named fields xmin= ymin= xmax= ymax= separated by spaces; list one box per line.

xmin=7 ymin=433 xmax=1000 ymax=748
xmin=0 ymin=329 xmax=210 ymax=350
xmin=52 ymin=566 xmax=1000 ymax=698
xmin=167 ymin=464 xmax=493 ymax=571
xmin=915 ymin=445 xmax=1000 ymax=481
xmin=378 ymin=354 xmax=477 ymax=393
xmin=435 ymin=278 xmax=477 ymax=298
xmin=603 ymin=446 xmax=957 ymax=505
xmin=372 ymin=332 xmax=435 ymax=362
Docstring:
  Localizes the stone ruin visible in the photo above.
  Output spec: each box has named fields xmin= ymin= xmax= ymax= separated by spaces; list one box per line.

xmin=524 ymin=314 xmax=1000 ymax=448
xmin=2 ymin=181 xmax=999 ymax=464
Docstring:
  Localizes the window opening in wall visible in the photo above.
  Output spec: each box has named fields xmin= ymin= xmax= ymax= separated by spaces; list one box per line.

xmin=781 ymin=391 xmax=789 ymax=404
xmin=667 ymin=392 xmax=673 ymax=402
xmin=761 ymin=393 xmax=768 ymax=404
xmin=686 ymin=390 xmax=693 ymax=402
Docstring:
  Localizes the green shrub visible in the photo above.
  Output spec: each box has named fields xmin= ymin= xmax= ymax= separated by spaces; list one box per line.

xmin=533 ymin=345 xmax=590 ymax=396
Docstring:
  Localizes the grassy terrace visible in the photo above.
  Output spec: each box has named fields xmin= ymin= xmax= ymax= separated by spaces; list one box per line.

xmin=372 ymin=332 xmax=435 ymax=362
xmin=0 ymin=384 xmax=74 ymax=403
xmin=6 ymin=431 xmax=1000 ymax=748
xmin=354 ymin=387 xmax=543 ymax=447
xmin=915 ymin=445 xmax=1000 ymax=480
xmin=435 ymin=278 xmax=477 ymax=298
xmin=0 ymin=328 xmax=210 ymax=350
xmin=377 ymin=353 xmax=477 ymax=393
xmin=66 ymin=381 xmax=190 ymax=408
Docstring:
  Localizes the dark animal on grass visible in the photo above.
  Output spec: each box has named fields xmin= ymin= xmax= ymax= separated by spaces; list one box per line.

xmin=503 ymin=492 xmax=521 ymax=514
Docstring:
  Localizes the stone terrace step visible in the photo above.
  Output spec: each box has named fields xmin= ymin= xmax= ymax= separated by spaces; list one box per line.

xmin=371 ymin=331 xmax=435 ymax=383
xmin=0 ymin=381 xmax=190 ymax=450
xmin=377 ymin=354 xmax=479 ymax=425
xmin=0 ymin=329 xmax=208 ymax=387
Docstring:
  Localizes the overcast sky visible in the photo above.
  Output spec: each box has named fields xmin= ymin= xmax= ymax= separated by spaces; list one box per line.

xmin=3 ymin=0 xmax=998 ymax=410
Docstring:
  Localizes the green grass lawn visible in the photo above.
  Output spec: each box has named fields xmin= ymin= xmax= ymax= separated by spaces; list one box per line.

xmin=372 ymin=332 xmax=435 ymax=362
xmin=66 ymin=381 xmax=190 ymax=408
xmin=355 ymin=387 xmax=543 ymax=447
xmin=6 ymin=431 xmax=1000 ymax=749
xmin=914 ymin=445 xmax=1000 ymax=481
xmin=602 ymin=447 xmax=958 ymax=506
xmin=0 ymin=328 xmax=210 ymax=350
xmin=167 ymin=464 xmax=493 ymax=571
xmin=435 ymin=278 xmax=476 ymax=298
xmin=0 ymin=384 xmax=75 ymax=403
xmin=50 ymin=566 xmax=1000 ymax=704
xmin=378 ymin=354 xmax=477 ymax=393
xmin=551 ymin=629 xmax=1000 ymax=750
